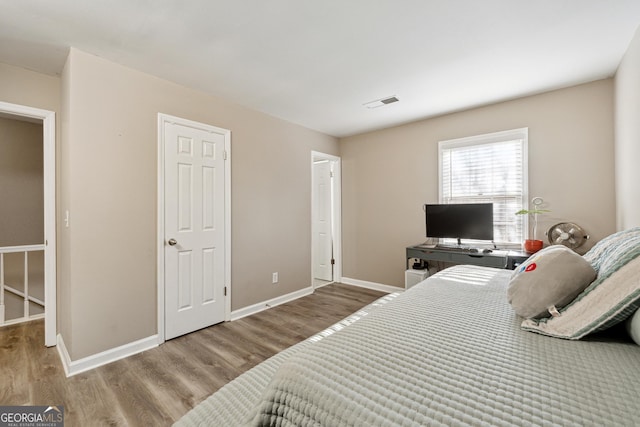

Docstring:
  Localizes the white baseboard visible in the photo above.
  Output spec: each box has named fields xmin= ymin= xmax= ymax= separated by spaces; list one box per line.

xmin=56 ymin=333 xmax=158 ymax=377
xmin=230 ymin=286 xmax=314 ymax=321
xmin=341 ymin=277 xmax=404 ymax=294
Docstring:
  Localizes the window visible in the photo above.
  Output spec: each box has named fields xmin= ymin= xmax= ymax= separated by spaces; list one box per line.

xmin=438 ymin=128 xmax=528 ymax=247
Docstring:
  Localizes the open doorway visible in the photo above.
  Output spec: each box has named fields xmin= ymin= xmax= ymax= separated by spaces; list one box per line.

xmin=311 ymin=151 xmax=341 ymax=289
xmin=0 ymin=101 xmax=56 ymax=347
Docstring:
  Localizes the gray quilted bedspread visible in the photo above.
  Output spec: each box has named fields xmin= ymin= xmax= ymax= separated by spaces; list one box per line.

xmin=177 ymin=265 xmax=640 ymax=426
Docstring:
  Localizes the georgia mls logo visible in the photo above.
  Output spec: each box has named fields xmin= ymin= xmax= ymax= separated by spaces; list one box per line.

xmin=44 ymin=406 xmax=63 ymax=418
xmin=0 ymin=405 xmax=64 ymax=427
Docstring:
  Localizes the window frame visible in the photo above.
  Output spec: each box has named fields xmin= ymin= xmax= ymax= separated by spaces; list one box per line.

xmin=437 ymin=128 xmax=529 ymax=248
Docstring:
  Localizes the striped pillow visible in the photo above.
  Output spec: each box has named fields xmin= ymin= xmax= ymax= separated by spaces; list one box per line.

xmin=522 ymin=227 xmax=640 ymax=339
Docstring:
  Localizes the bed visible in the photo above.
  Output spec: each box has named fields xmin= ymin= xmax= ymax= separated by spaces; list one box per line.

xmin=176 ymin=228 xmax=640 ymax=426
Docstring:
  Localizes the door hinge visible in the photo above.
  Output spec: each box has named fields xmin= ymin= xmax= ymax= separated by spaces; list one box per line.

xmin=224 ymin=286 xmax=227 ymax=296
xmin=329 ymin=171 xmax=334 ymax=178
xmin=223 ymin=150 xmax=228 ymax=160
xmin=331 ymin=258 xmax=335 ymax=265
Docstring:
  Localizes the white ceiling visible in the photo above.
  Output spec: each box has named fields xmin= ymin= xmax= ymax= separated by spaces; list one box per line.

xmin=1 ymin=1 xmax=640 ymax=137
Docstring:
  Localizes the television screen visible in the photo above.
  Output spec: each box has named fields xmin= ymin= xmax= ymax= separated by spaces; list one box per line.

xmin=425 ymin=203 xmax=494 ymax=242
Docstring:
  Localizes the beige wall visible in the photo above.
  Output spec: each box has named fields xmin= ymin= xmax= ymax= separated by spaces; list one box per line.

xmin=0 ymin=117 xmax=44 ymax=246
xmin=0 ymin=62 xmax=60 ymax=113
xmin=340 ymin=80 xmax=615 ymax=288
xmin=615 ymin=26 xmax=640 ymax=230
xmin=61 ymin=49 xmax=338 ymax=360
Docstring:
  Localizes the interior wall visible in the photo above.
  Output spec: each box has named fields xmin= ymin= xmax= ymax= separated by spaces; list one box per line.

xmin=615 ymin=26 xmax=640 ymax=230
xmin=340 ymin=79 xmax=615 ymax=288
xmin=0 ymin=62 xmax=60 ymax=112
xmin=0 ymin=117 xmax=44 ymax=246
xmin=61 ymin=49 xmax=338 ymax=360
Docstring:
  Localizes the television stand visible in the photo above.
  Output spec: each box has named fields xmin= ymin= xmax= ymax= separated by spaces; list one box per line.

xmin=406 ymin=244 xmax=530 ymax=270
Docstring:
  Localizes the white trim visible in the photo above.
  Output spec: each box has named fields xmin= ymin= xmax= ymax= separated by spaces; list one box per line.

xmin=230 ymin=286 xmax=314 ymax=321
xmin=0 ymin=101 xmax=56 ymax=347
xmin=0 ymin=313 xmax=45 ymax=327
xmin=224 ymin=130 xmax=232 ymax=322
xmin=311 ymin=151 xmax=342 ymax=288
xmin=157 ymin=113 xmax=232 ymax=345
xmin=341 ymin=277 xmax=403 ymax=294
xmin=332 ymin=158 xmax=343 ymax=282
xmin=57 ymin=333 xmax=158 ymax=377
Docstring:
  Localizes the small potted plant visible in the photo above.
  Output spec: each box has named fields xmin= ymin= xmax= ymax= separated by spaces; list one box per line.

xmin=516 ymin=200 xmax=550 ymax=253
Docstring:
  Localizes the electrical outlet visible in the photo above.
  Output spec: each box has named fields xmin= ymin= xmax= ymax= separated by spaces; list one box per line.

xmin=272 ymin=272 xmax=278 ymax=284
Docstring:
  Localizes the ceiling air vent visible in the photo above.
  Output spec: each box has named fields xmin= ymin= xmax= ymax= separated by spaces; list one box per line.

xmin=363 ymin=96 xmax=399 ymax=109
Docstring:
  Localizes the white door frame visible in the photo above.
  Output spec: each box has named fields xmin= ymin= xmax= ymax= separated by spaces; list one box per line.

xmin=0 ymin=101 xmax=56 ymax=347
xmin=311 ymin=151 xmax=342 ymax=287
xmin=157 ymin=113 xmax=231 ymax=344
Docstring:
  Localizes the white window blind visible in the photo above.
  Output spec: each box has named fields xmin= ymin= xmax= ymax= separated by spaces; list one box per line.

xmin=439 ymin=128 xmax=528 ymax=246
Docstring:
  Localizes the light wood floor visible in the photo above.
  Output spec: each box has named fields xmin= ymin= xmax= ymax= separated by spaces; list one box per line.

xmin=0 ymin=283 xmax=385 ymax=426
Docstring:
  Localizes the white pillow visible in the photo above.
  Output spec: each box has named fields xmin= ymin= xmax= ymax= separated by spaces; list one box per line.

xmin=522 ymin=251 xmax=640 ymax=340
xmin=507 ymin=245 xmax=596 ymax=319
xmin=626 ymin=309 xmax=640 ymax=345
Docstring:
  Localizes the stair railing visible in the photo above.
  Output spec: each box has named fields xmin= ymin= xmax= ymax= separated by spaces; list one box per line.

xmin=0 ymin=244 xmax=46 ymax=325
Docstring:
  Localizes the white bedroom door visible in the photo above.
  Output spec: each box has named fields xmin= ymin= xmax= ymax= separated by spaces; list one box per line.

xmin=163 ymin=119 xmax=228 ymax=340
xmin=313 ymin=160 xmax=333 ymax=281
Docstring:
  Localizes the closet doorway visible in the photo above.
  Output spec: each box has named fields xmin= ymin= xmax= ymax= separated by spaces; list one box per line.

xmin=311 ymin=151 xmax=342 ymax=288
xmin=0 ymin=101 xmax=56 ymax=347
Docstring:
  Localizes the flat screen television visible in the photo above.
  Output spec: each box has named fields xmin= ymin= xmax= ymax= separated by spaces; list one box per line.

xmin=425 ymin=203 xmax=494 ymax=244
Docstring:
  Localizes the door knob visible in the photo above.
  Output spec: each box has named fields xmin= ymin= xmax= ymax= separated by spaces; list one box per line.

xmin=168 ymin=238 xmax=178 ymax=246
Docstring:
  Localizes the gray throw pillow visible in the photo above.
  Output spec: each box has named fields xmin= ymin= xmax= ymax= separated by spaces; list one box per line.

xmin=507 ymin=245 xmax=596 ymax=319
